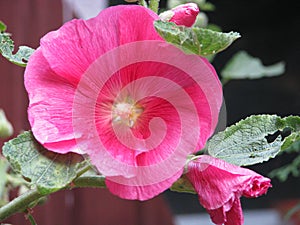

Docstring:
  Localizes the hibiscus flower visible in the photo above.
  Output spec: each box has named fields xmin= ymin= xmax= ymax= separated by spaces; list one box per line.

xmin=186 ymin=155 xmax=272 ymax=225
xmin=24 ymin=5 xmax=222 ymax=200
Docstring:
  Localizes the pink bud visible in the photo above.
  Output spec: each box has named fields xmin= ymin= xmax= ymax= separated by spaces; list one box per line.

xmin=162 ymin=3 xmax=199 ymax=27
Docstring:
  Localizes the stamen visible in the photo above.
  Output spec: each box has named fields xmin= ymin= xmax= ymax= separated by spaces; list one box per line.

xmin=112 ymin=100 xmax=143 ymax=127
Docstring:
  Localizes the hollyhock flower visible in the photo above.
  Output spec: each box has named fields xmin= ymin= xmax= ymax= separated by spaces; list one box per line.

xmin=159 ymin=3 xmax=199 ymax=27
xmin=24 ymin=5 xmax=222 ymax=200
xmin=186 ymin=155 xmax=271 ymax=225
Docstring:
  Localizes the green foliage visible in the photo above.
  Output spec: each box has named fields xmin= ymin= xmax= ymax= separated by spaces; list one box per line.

xmin=0 ymin=109 xmax=13 ymax=139
xmin=207 ymin=115 xmax=300 ymax=166
xmin=269 ymin=155 xmax=300 ymax=182
xmin=0 ymin=157 xmax=9 ymax=206
xmin=154 ymin=21 xmax=240 ymax=57
xmin=0 ymin=22 xmax=34 ymax=67
xmin=269 ymin=129 xmax=300 ymax=182
xmin=221 ymin=51 xmax=285 ymax=83
xmin=2 ymin=131 xmax=89 ymax=194
xmin=170 ymin=175 xmax=196 ymax=194
xmin=0 ymin=21 xmax=7 ymax=32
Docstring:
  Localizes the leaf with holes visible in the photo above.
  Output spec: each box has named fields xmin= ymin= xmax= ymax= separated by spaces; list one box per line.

xmin=207 ymin=115 xmax=300 ymax=166
xmin=2 ymin=131 xmax=87 ymax=194
xmin=154 ymin=21 xmax=240 ymax=57
xmin=0 ymin=27 xmax=34 ymax=67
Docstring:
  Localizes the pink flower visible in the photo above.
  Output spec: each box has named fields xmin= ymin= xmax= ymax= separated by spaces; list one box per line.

xmin=186 ymin=155 xmax=271 ymax=225
xmin=160 ymin=3 xmax=199 ymax=27
xmin=24 ymin=5 xmax=222 ymax=200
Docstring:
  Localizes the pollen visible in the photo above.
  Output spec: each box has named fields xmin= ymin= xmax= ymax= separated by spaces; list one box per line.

xmin=112 ymin=100 xmax=143 ymax=128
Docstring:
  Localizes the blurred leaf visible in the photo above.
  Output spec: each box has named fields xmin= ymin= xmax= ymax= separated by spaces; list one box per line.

xmin=0 ymin=109 xmax=13 ymax=139
xmin=154 ymin=21 xmax=240 ymax=56
xmin=170 ymin=175 xmax=196 ymax=194
xmin=2 ymin=131 xmax=88 ymax=194
xmin=0 ymin=28 xmax=34 ymax=67
xmin=0 ymin=21 xmax=7 ymax=32
xmin=0 ymin=157 xmax=9 ymax=205
xmin=208 ymin=115 xmax=300 ymax=166
xmin=221 ymin=51 xmax=285 ymax=82
xmin=269 ymin=155 xmax=300 ymax=182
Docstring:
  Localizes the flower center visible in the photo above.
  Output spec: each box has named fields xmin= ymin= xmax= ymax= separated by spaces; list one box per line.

xmin=112 ymin=100 xmax=143 ymax=128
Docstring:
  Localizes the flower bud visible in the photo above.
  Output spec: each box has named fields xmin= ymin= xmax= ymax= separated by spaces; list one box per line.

xmin=124 ymin=0 xmax=138 ymax=2
xmin=160 ymin=3 xmax=199 ymax=27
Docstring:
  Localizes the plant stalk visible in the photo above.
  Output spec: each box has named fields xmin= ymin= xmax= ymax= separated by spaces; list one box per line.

xmin=0 ymin=175 xmax=106 ymax=222
xmin=149 ymin=0 xmax=160 ymax=13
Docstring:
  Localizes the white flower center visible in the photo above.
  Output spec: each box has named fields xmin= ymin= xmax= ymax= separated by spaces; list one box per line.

xmin=112 ymin=100 xmax=143 ymax=128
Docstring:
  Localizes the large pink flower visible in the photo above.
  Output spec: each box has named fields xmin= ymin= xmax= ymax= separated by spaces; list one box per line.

xmin=186 ymin=155 xmax=272 ymax=225
xmin=24 ymin=5 xmax=222 ymax=200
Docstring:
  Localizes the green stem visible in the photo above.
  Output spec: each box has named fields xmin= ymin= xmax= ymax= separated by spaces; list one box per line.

xmin=0 ymin=189 xmax=45 ymax=221
xmin=26 ymin=212 xmax=38 ymax=225
xmin=0 ymin=175 xmax=106 ymax=222
xmin=149 ymin=0 xmax=160 ymax=13
xmin=138 ymin=0 xmax=148 ymax=7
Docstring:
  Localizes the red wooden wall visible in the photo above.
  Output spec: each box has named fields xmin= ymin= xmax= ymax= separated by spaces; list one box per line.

xmin=0 ymin=1 xmax=174 ymax=224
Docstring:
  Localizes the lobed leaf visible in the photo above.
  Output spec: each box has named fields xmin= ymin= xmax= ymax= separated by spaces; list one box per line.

xmin=2 ymin=131 xmax=88 ymax=194
xmin=207 ymin=115 xmax=300 ymax=166
xmin=154 ymin=20 xmax=240 ymax=57
xmin=221 ymin=51 xmax=285 ymax=82
xmin=0 ymin=28 xmax=34 ymax=67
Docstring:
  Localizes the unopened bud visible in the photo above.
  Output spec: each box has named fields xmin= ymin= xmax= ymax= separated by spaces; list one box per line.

xmin=160 ymin=3 xmax=199 ymax=27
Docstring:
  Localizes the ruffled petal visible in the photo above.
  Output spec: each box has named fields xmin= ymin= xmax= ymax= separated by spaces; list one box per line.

xmin=105 ymin=169 xmax=183 ymax=200
xmin=40 ymin=5 xmax=160 ymax=83
xmin=207 ymin=197 xmax=244 ymax=225
xmin=25 ymin=48 xmax=80 ymax=154
xmin=186 ymin=155 xmax=271 ymax=225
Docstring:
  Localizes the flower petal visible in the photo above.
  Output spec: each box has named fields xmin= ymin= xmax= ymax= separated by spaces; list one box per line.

xmin=186 ymin=155 xmax=271 ymax=225
xmin=25 ymin=48 xmax=80 ymax=154
xmin=40 ymin=5 xmax=160 ymax=83
xmin=170 ymin=3 xmax=199 ymax=27
xmin=105 ymin=169 xmax=183 ymax=200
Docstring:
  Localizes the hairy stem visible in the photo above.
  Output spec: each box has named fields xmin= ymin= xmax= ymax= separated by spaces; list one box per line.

xmin=138 ymin=0 xmax=148 ymax=7
xmin=0 ymin=175 xmax=106 ymax=222
xmin=149 ymin=0 xmax=160 ymax=13
xmin=0 ymin=189 xmax=45 ymax=221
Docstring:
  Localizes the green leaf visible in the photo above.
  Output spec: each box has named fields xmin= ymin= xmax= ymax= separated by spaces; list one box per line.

xmin=2 ymin=131 xmax=87 ymax=194
xmin=221 ymin=51 xmax=285 ymax=82
xmin=0 ymin=31 xmax=34 ymax=67
xmin=0 ymin=21 xmax=7 ymax=32
xmin=0 ymin=157 xmax=9 ymax=203
xmin=207 ymin=115 xmax=300 ymax=166
xmin=154 ymin=21 xmax=240 ymax=57
xmin=0 ymin=109 xmax=13 ymax=139
xmin=269 ymin=155 xmax=300 ymax=182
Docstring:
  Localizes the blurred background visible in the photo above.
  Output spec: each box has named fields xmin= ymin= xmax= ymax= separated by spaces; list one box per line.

xmin=0 ymin=0 xmax=299 ymax=224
